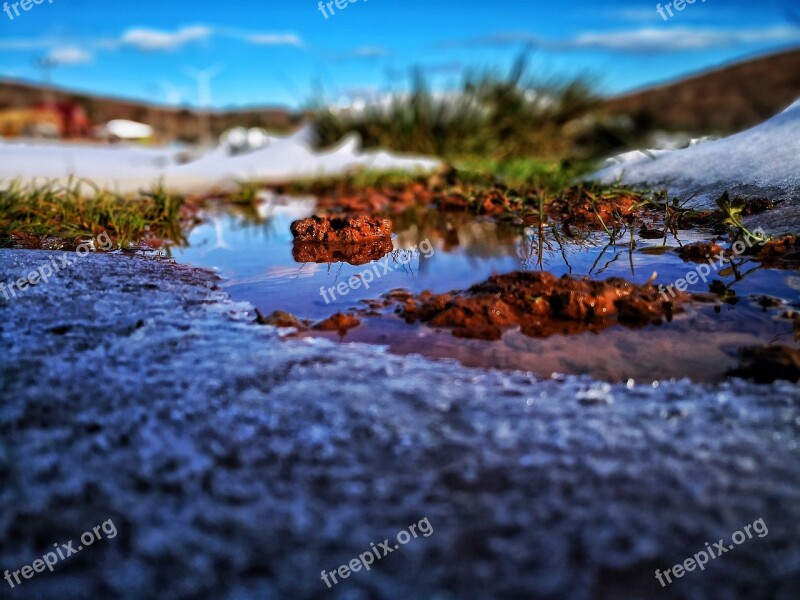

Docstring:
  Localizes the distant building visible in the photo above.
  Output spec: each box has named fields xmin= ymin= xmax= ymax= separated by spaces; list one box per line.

xmin=33 ymin=101 xmax=93 ymax=138
xmin=0 ymin=101 xmax=92 ymax=139
xmin=0 ymin=107 xmax=59 ymax=138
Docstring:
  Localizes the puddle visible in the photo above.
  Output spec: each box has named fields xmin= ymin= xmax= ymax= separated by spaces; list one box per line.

xmin=174 ymin=195 xmax=799 ymax=383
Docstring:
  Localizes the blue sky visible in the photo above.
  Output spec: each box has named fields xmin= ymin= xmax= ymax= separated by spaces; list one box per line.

xmin=0 ymin=0 xmax=799 ymax=109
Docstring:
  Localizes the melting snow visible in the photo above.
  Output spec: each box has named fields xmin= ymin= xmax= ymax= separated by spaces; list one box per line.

xmin=0 ymin=125 xmax=440 ymax=194
xmin=593 ymin=98 xmax=800 ymax=232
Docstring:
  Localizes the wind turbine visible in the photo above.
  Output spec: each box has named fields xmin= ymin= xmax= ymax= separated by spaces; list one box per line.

xmin=159 ymin=80 xmax=186 ymax=106
xmin=184 ymin=64 xmax=224 ymax=146
xmin=210 ymin=215 xmax=231 ymax=251
xmin=33 ymin=56 xmax=57 ymax=107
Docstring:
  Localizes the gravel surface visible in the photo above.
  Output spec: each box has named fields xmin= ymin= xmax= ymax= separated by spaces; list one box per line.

xmin=1 ymin=249 xmax=799 ymax=600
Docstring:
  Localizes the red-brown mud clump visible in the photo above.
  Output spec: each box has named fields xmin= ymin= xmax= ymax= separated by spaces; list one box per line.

xmin=254 ymin=309 xmax=362 ymax=336
xmin=2 ymin=233 xmax=77 ymax=250
xmin=255 ymin=309 xmax=310 ymax=330
xmin=430 ymin=185 xmax=638 ymax=223
xmin=275 ymin=171 xmax=648 ymax=228
xmin=309 ymin=182 xmax=521 ymax=217
xmin=740 ymin=197 xmax=777 ymax=216
xmin=754 ymin=235 xmax=800 ymax=268
xmin=675 ymin=210 xmax=717 ymax=228
xmin=394 ymin=271 xmax=684 ymax=341
xmin=290 ymin=215 xmax=392 ymax=244
xmin=677 ymin=241 xmax=724 ymax=262
xmin=728 ymin=344 xmax=800 ymax=383
xmin=512 ymin=186 xmax=644 ymax=231
xmin=476 ymin=190 xmax=523 ymax=216
xmin=317 ymin=182 xmax=434 ymax=214
xmin=312 ymin=312 xmax=361 ymax=335
xmin=292 ymin=238 xmax=394 ymax=266
xmin=544 ymin=188 xmax=640 ymax=230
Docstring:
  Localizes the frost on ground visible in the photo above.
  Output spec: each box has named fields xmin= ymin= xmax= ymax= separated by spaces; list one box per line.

xmin=594 ymin=98 xmax=800 ymax=233
xmin=0 ymin=249 xmax=799 ymax=600
xmin=0 ymin=126 xmax=439 ymax=194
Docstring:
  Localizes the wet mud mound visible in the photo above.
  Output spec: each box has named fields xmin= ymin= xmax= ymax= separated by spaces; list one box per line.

xmin=394 ymin=271 xmax=684 ymax=340
xmin=289 ymin=215 xmax=395 ymax=265
xmin=755 ymin=235 xmax=800 ymax=268
xmin=729 ymin=344 xmax=800 ymax=383
xmin=290 ymin=215 xmax=392 ymax=244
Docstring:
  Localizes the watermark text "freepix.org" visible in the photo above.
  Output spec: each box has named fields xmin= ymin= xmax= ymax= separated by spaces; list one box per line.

xmin=317 ymin=0 xmax=368 ymax=20
xmin=321 ymin=517 xmax=433 ymax=588
xmin=4 ymin=518 xmax=117 ymax=589
xmin=3 ymin=0 xmax=55 ymax=22
xmin=319 ymin=239 xmax=434 ymax=304
xmin=0 ymin=231 xmax=114 ymax=303
xmin=655 ymin=517 xmax=767 ymax=587
xmin=658 ymin=229 xmax=765 ymax=302
xmin=656 ymin=0 xmax=706 ymax=21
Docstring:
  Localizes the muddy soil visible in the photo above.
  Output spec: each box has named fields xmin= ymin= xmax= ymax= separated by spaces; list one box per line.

xmin=279 ymin=175 xmax=647 ymax=229
xmin=290 ymin=215 xmax=392 ymax=243
xmin=159 ymin=180 xmax=800 ymax=383
xmin=729 ymin=344 xmax=800 ymax=382
xmin=755 ymin=234 xmax=800 ymax=268
xmin=389 ymin=271 xmax=682 ymax=341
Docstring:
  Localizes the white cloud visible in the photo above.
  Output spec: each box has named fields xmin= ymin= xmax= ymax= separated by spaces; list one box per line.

xmin=444 ymin=25 xmax=800 ymax=53
xmin=245 ymin=33 xmax=303 ymax=47
xmin=559 ymin=26 xmax=800 ymax=52
xmin=331 ymin=46 xmax=390 ymax=60
xmin=0 ymin=26 xmax=306 ymax=57
xmin=45 ymin=46 xmax=94 ymax=66
xmin=0 ymin=37 xmax=64 ymax=51
xmin=120 ymin=26 xmax=214 ymax=51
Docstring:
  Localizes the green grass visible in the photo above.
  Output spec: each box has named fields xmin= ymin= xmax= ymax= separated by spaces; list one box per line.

xmin=453 ymin=157 xmax=595 ymax=189
xmin=277 ymin=157 xmax=598 ymax=200
xmin=274 ymin=169 xmax=428 ymax=197
xmin=0 ymin=179 xmax=186 ymax=248
xmin=310 ymin=54 xmax=623 ymax=161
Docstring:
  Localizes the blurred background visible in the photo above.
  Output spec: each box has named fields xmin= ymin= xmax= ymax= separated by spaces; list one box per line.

xmin=1 ymin=0 xmax=799 ymax=161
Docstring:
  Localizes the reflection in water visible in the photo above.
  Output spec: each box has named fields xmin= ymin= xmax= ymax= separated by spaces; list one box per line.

xmin=178 ymin=198 xmax=795 ymax=312
xmin=292 ymin=238 xmax=394 ymax=266
xmin=211 ymin=216 xmax=232 ymax=250
xmin=174 ymin=197 xmax=798 ymax=381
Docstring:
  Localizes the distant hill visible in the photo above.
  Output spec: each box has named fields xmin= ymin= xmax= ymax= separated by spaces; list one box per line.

xmin=605 ymin=48 xmax=800 ymax=134
xmin=0 ymin=79 xmax=302 ymax=142
xmin=3 ymin=48 xmax=800 ymax=144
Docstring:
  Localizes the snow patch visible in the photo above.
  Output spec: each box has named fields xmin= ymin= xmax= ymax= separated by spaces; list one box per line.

xmin=0 ymin=126 xmax=440 ymax=194
xmin=593 ymin=98 xmax=800 ymax=232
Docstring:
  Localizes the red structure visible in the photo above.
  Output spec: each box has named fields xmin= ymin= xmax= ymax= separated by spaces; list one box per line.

xmin=32 ymin=101 xmax=93 ymax=138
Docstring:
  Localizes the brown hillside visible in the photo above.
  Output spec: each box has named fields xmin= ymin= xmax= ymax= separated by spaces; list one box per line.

xmin=605 ymin=48 xmax=800 ymax=134
xmin=0 ymin=79 xmax=302 ymax=142
xmin=3 ymin=49 xmax=799 ymax=143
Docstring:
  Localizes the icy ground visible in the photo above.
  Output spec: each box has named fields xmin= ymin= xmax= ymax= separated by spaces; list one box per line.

xmin=594 ymin=98 xmax=800 ymax=234
xmin=1 ymin=249 xmax=798 ymax=599
xmin=0 ymin=127 xmax=439 ymax=194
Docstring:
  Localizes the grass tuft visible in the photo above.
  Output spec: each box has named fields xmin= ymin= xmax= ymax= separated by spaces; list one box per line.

xmin=310 ymin=54 xmax=620 ymax=161
xmin=0 ymin=179 xmax=187 ymax=248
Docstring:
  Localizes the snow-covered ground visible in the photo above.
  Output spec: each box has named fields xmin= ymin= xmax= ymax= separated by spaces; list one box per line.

xmin=0 ymin=126 xmax=440 ymax=194
xmin=1 ymin=249 xmax=798 ymax=599
xmin=594 ymin=98 xmax=800 ymax=233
